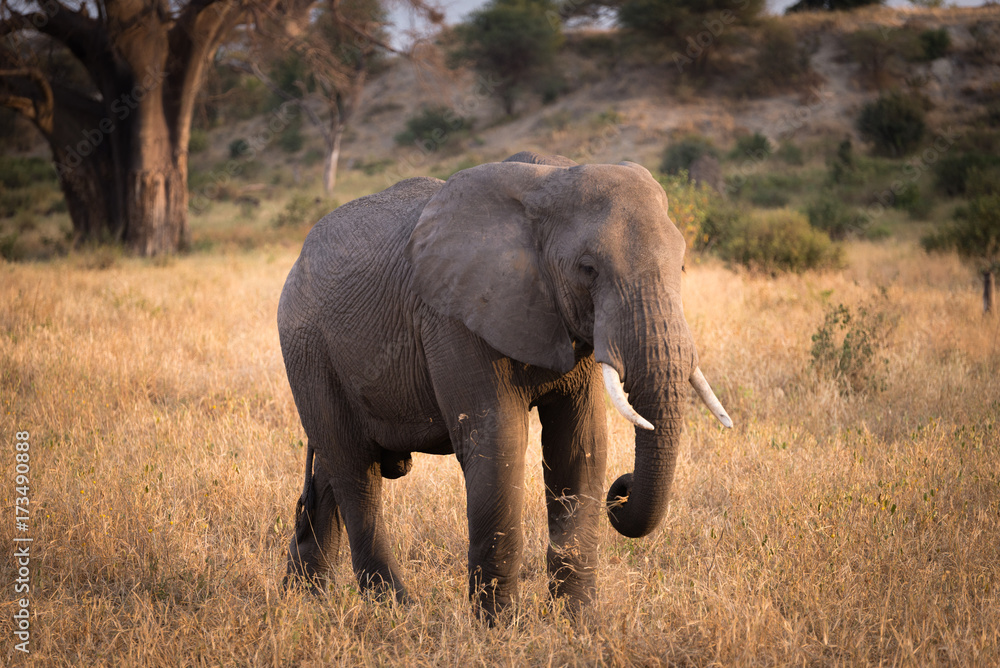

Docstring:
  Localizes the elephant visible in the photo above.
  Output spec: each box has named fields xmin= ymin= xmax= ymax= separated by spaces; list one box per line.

xmin=278 ymin=151 xmax=731 ymax=620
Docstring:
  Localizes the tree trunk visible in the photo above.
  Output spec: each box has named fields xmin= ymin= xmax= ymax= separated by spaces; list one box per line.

xmin=323 ymin=122 xmax=344 ymax=194
xmin=985 ymin=269 xmax=996 ymax=315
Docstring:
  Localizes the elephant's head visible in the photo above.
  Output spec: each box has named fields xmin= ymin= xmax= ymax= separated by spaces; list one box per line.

xmin=405 ymin=157 xmax=731 ymax=538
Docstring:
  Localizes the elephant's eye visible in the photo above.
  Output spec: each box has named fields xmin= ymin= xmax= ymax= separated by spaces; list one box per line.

xmin=580 ymin=263 xmax=598 ymax=281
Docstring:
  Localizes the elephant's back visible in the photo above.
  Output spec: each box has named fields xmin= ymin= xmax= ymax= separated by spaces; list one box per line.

xmin=278 ymin=177 xmax=448 ymax=444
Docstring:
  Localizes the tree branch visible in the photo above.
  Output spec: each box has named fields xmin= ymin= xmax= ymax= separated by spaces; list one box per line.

xmin=0 ymin=67 xmax=54 ymax=134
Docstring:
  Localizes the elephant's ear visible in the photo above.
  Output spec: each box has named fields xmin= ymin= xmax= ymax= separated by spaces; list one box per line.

xmin=405 ymin=162 xmax=576 ymax=374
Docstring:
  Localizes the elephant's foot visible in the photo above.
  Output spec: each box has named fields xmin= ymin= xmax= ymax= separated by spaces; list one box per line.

xmin=357 ymin=570 xmax=410 ymax=605
xmin=470 ymin=568 xmax=518 ymax=626
xmin=380 ymin=450 xmax=413 ymax=479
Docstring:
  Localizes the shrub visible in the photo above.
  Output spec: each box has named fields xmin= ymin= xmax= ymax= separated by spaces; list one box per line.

xmin=714 ymin=208 xmax=842 ymax=273
xmin=751 ymin=20 xmax=813 ymax=94
xmin=856 ymin=91 xmax=926 ymax=157
xmin=776 ymin=140 xmax=804 ymax=165
xmin=806 ymin=195 xmax=868 ymax=240
xmin=810 ymin=293 xmax=897 ymax=395
xmin=394 ymin=107 xmax=468 ymax=152
xmin=188 ymin=129 xmax=209 ymax=154
xmin=655 ymin=172 xmax=715 ymax=247
xmin=229 ymin=138 xmax=250 ymax=160
xmin=271 ymin=194 xmax=337 ymax=229
xmin=730 ymin=132 xmax=772 ymax=161
xmin=921 ymin=194 xmax=1000 ymax=272
xmin=0 ymin=156 xmax=57 ymax=188
xmin=278 ymin=115 xmax=304 ymax=153
xmin=890 ymin=181 xmax=931 ymax=219
xmin=660 ymin=135 xmax=719 ymax=175
xmin=933 ymin=152 xmax=1000 ymax=196
xmin=727 ymin=174 xmax=793 ymax=208
xmin=919 ymin=28 xmax=951 ymax=61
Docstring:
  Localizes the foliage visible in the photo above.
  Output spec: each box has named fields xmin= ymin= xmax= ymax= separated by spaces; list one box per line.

xmin=727 ymin=173 xmax=802 ymax=209
xmin=709 ymin=207 xmax=842 ymax=273
xmin=278 ymin=115 xmax=305 ymax=153
xmin=618 ymin=0 xmax=764 ymax=72
xmin=660 ymin=135 xmax=719 ymax=175
xmin=933 ymin=153 xmax=1000 ymax=197
xmin=451 ymin=0 xmax=564 ymax=115
xmin=856 ymin=91 xmax=926 ymax=157
xmin=919 ymin=28 xmax=951 ymax=61
xmin=0 ymin=156 xmax=57 ymax=189
xmin=786 ymin=0 xmax=883 ymax=12
xmin=271 ymin=194 xmax=338 ymax=229
xmin=776 ymin=140 xmax=805 ymax=165
xmin=730 ymin=132 xmax=772 ymax=161
xmin=744 ymin=20 xmax=814 ymax=95
xmin=229 ymin=139 xmax=251 ymax=160
xmin=806 ymin=195 xmax=868 ymax=240
xmin=890 ymin=181 xmax=931 ymax=219
xmin=810 ymin=293 xmax=897 ymax=394
xmin=394 ymin=107 xmax=469 ymax=152
xmin=188 ymin=129 xmax=209 ymax=154
xmin=655 ymin=172 xmax=715 ymax=247
xmin=921 ymin=194 xmax=1000 ymax=272
xmin=845 ymin=27 xmax=924 ymax=88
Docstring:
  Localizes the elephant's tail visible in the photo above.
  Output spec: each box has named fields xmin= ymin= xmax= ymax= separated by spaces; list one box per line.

xmin=293 ymin=441 xmax=315 ymax=536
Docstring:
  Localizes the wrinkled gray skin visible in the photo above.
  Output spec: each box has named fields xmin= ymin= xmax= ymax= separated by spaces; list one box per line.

xmin=279 ymin=151 xmax=706 ymax=620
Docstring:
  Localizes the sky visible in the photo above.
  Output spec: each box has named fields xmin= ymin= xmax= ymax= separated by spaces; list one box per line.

xmin=388 ymin=0 xmax=988 ymax=46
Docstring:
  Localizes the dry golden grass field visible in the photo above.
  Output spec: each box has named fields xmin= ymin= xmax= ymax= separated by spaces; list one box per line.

xmin=2 ymin=236 xmax=998 ymax=666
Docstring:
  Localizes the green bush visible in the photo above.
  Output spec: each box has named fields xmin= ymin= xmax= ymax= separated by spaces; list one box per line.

xmin=890 ymin=181 xmax=931 ymax=219
xmin=856 ymin=91 xmax=926 ymax=157
xmin=776 ymin=140 xmax=804 ymax=165
xmin=278 ymin=115 xmax=304 ymax=153
xmin=730 ymin=132 xmax=772 ymax=160
xmin=919 ymin=28 xmax=951 ymax=61
xmin=656 ymin=172 xmax=715 ymax=247
xmin=921 ymin=194 xmax=1000 ymax=272
xmin=0 ymin=156 xmax=57 ymax=189
xmin=229 ymin=138 xmax=250 ymax=160
xmin=727 ymin=174 xmax=792 ymax=208
xmin=750 ymin=20 xmax=813 ymax=94
xmin=272 ymin=194 xmax=338 ymax=229
xmin=806 ymin=195 xmax=868 ymax=240
xmin=713 ymin=208 xmax=842 ymax=273
xmin=810 ymin=293 xmax=897 ymax=395
xmin=933 ymin=152 xmax=1000 ymax=196
xmin=394 ymin=107 xmax=468 ymax=152
xmin=660 ymin=135 xmax=719 ymax=175
xmin=188 ymin=129 xmax=209 ymax=154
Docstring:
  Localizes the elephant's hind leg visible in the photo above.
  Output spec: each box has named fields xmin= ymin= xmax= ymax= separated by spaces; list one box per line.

xmin=285 ymin=453 xmax=343 ymax=590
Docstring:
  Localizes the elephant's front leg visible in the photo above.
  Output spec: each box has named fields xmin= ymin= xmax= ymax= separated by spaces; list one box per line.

xmin=455 ymin=405 xmax=530 ymax=622
xmin=537 ymin=361 xmax=608 ymax=611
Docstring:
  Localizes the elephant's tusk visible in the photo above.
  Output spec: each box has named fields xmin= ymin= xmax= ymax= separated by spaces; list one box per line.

xmin=690 ymin=367 xmax=733 ymax=428
xmin=601 ymin=363 xmax=655 ymax=431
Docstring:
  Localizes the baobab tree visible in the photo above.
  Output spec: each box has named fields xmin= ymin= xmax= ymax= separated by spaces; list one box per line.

xmin=0 ymin=0 xmax=419 ymax=254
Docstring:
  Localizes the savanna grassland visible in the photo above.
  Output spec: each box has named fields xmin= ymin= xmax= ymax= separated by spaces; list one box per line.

xmin=1 ymin=234 xmax=998 ymax=666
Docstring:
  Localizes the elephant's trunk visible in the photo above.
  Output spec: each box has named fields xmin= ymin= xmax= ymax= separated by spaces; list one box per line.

xmin=596 ymin=287 xmax=730 ymax=539
xmin=605 ymin=366 xmax=687 ymax=538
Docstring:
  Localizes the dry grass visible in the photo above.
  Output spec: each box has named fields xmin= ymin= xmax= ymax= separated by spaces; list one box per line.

xmin=1 ymin=238 xmax=998 ymax=666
